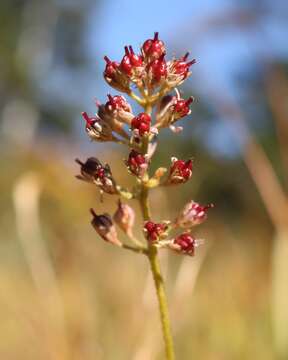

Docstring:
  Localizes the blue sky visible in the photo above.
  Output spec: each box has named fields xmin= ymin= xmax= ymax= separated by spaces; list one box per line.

xmin=54 ymin=0 xmax=288 ymax=156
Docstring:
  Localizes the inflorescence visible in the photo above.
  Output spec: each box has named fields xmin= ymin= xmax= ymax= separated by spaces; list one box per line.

xmin=76 ymin=32 xmax=213 ymax=257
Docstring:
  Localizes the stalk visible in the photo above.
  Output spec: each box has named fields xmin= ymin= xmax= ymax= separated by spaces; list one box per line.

xmin=139 ymin=101 xmax=175 ymax=360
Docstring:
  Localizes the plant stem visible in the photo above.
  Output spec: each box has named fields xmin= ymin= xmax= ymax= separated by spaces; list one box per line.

xmin=148 ymin=246 xmax=175 ymax=360
xmin=139 ymin=183 xmax=175 ymax=360
xmin=137 ymin=95 xmax=175 ymax=359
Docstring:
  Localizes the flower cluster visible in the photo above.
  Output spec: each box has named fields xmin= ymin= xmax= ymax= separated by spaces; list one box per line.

xmin=76 ymin=33 xmax=212 ymax=258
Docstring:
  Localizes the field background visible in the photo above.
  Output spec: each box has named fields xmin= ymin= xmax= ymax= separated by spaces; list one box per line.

xmin=1 ymin=1 xmax=288 ymax=359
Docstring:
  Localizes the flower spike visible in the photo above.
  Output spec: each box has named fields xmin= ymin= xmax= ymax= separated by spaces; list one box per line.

xmin=76 ymin=33 xmax=213 ymax=359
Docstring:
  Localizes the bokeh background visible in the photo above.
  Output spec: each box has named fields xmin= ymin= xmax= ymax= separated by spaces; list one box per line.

xmin=1 ymin=0 xmax=288 ymax=359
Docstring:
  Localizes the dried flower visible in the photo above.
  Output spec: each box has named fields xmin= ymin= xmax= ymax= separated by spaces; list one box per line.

xmin=82 ymin=111 xmax=116 ymax=142
xmin=175 ymin=200 xmax=214 ymax=228
xmin=90 ymin=209 xmax=121 ymax=246
xmin=75 ymin=157 xmax=118 ymax=194
xmin=113 ymin=200 xmax=135 ymax=237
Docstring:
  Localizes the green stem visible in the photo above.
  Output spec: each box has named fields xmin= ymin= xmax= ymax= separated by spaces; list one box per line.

xmin=139 ymin=183 xmax=175 ymax=360
xmin=121 ymin=243 xmax=147 ymax=255
xmin=140 ymin=185 xmax=151 ymax=220
xmin=137 ymin=92 xmax=175 ymax=360
xmin=148 ymin=245 xmax=175 ymax=360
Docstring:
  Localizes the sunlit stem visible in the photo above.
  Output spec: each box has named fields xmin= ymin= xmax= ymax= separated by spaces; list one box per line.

xmin=128 ymin=90 xmax=146 ymax=106
xmin=121 ymin=243 xmax=148 ymax=255
xmin=137 ymin=96 xmax=175 ymax=360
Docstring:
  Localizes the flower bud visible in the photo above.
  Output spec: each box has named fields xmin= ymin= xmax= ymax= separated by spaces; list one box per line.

xmin=82 ymin=111 xmax=115 ymax=142
xmin=169 ymin=233 xmax=202 ymax=256
xmin=113 ymin=200 xmax=135 ymax=237
xmin=167 ymin=53 xmax=196 ymax=87
xmin=171 ymin=52 xmax=196 ymax=78
xmin=144 ymin=221 xmax=169 ymax=242
xmin=90 ymin=209 xmax=121 ymax=246
xmin=142 ymin=32 xmax=166 ymax=60
xmin=125 ymin=150 xmax=148 ymax=178
xmin=154 ymin=167 xmax=167 ymax=180
xmin=104 ymin=56 xmax=119 ymax=79
xmin=175 ymin=200 xmax=214 ymax=228
xmin=148 ymin=54 xmax=167 ymax=85
xmin=156 ymin=94 xmax=193 ymax=129
xmin=105 ymin=94 xmax=131 ymax=113
xmin=131 ymin=113 xmax=151 ymax=136
xmin=103 ymin=56 xmax=130 ymax=92
xmin=104 ymin=94 xmax=134 ymax=125
xmin=120 ymin=46 xmax=143 ymax=77
xmin=173 ymin=97 xmax=193 ymax=119
xmin=167 ymin=157 xmax=193 ymax=184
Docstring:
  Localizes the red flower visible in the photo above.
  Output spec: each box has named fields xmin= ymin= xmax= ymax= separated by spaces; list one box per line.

xmin=173 ymin=233 xmax=196 ymax=255
xmin=120 ymin=46 xmax=143 ymax=76
xmin=131 ymin=113 xmax=151 ymax=135
xmin=144 ymin=221 xmax=168 ymax=242
xmin=148 ymin=54 xmax=167 ymax=83
xmin=142 ymin=32 xmax=166 ymax=60
xmin=168 ymin=158 xmax=193 ymax=184
xmin=175 ymin=200 xmax=214 ymax=228
xmin=173 ymin=97 xmax=193 ymax=118
xmin=171 ymin=52 xmax=196 ymax=79
xmin=105 ymin=94 xmax=131 ymax=113
xmin=126 ymin=150 xmax=148 ymax=177
xmin=104 ymin=56 xmax=119 ymax=80
xmin=82 ymin=111 xmax=96 ymax=128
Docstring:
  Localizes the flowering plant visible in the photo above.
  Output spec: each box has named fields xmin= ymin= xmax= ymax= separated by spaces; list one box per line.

xmin=76 ymin=32 xmax=213 ymax=360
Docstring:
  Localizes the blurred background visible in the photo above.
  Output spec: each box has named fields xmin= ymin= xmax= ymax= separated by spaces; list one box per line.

xmin=1 ymin=0 xmax=288 ymax=359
